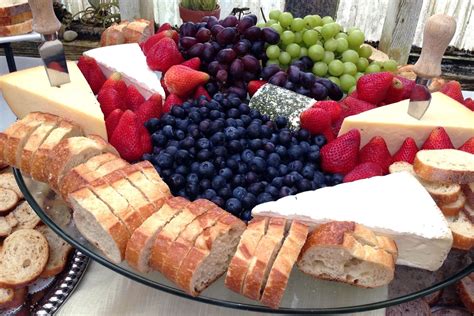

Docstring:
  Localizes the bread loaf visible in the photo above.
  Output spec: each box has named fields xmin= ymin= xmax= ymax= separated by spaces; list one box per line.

xmin=122 ymin=19 xmax=152 ymax=43
xmin=0 ymin=1 xmax=30 ymax=17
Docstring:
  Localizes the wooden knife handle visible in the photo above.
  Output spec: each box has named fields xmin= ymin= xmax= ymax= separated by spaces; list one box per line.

xmin=413 ymin=14 xmax=456 ymax=79
xmin=28 ymin=0 xmax=61 ymax=35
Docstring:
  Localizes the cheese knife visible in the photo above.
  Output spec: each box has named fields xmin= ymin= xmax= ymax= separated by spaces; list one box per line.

xmin=407 ymin=14 xmax=456 ymax=120
xmin=28 ymin=0 xmax=70 ymax=86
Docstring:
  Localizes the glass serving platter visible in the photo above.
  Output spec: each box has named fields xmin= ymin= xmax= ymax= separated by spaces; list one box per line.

xmin=13 ymin=168 xmax=474 ymax=314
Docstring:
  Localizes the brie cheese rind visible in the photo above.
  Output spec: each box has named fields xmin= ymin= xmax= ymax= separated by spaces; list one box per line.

xmin=252 ymin=172 xmax=453 ymax=271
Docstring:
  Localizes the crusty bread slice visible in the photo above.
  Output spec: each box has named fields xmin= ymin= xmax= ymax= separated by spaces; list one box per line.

xmin=125 ymin=197 xmax=187 ymax=273
xmin=0 ymin=188 xmax=19 ymax=215
xmin=35 ymin=225 xmax=73 ymax=278
xmin=69 ymin=187 xmax=130 ymax=263
xmin=0 ymin=287 xmax=26 ymax=310
xmin=46 ymin=135 xmax=118 ymax=191
xmin=462 ymin=183 xmax=474 ymax=208
xmin=0 ymin=1 xmax=31 ymax=17
xmin=439 ymin=192 xmax=466 ymax=217
xmin=0 ymin=172 xmax=23 ymax=199
xmin=242 ymin=217 xmax=287 ymax=300
xmin=0 ymin=287 xmax=13 ymax=306
xmin=30 ymin=119 xmax=83 ymax=183
xmin=463 ymin=204 xmax=474 ymax=223
xmin=297 ymin=221 xmax=396 ymax=288
xmin=225 ymin=216 xmax=269 ymax=294
xmin=175 ymin=212 xmax=246 ymax=296
xmin=0 ymin=229 xmax=49 ymax=288
xmin=0 ymin=122 xmax=22 ymax=164
xmin=414 ymin=149 xmax=474 ymax=184
xmin=0 ymin=19 xmax=32 ymax=36
xmin=135 ymin=160 xmax=171 ymax=196
xmin=5 ymin=212 xmax=17 ymax=228
xmin=446 ymin=211 xmax=474 ymax=251
xmin=457 ymin=273 xmax=474 ymax=313
xmin=389 ymin=161 xmax=416 ymax=175
xmin=9 ymin=201 xmax=40 ymax=231
xmin=0 ymin=216 xmax=12 ymax=237
xmin=260 ymin=220 xmax=309 ymax=309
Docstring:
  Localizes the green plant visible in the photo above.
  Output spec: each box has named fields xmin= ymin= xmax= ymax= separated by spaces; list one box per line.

xmin=67 ymin=0 xmax=120 ymax=28
xmin=181 ymin=0 xmax=218 ymax=11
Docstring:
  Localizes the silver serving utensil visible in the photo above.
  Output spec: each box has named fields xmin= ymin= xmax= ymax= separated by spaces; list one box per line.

xmin=28 ymin=0 xmax=69 ymax=86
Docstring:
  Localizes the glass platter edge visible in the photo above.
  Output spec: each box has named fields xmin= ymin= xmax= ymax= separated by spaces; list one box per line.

xmin=13 ymin=168 xmax=474 ymax=314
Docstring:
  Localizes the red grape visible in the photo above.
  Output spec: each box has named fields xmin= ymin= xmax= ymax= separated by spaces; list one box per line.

xmin=233 ymin=40 xmax=250 ymax=55
xmin=301 ymin=72 xmax=316 ymax=88
xmin=207 ymin=61 xmax=219 ymax=75
xmin=206 ymin=16 xmax=219 ymax=28
xmin=222 ymin=15 xmax=238 ymax=27
xmin=243 ymin=26 xmax=262 ymax=41
xmin=288 ymin=66 xmax=301 ymax=83
xmin=195 ymin=28 xmax=211 ymax=42
xmin=262 ymin=28 xmax=280 ymax=44
xmin=310 ymin=83 xmax=329 ymax=100
xmin=237 ymin=16 xmax=255 ymax=33
xmin=269 ymin=71 xmax=287 ymax=87
xmin=202 ymin=42 xmax=216 ymax=61
xmin=230 ymin=59 xmax=244 ymax=78
xmin=211 ymin=24 xmax=224 ymax=36
xmin=180 ymin=22 xmax=197 ymax=37
xmin=188 ymin=42 xmax=204 ymax=57
xmin=250 ymin=41 xmax=265 ymax=56
xmin=216 ymin=69 xmax=228 ymax=83
xmin=216 ymin=48 xmax=237 ymax=64
xmin=241 ymin=55 xmax=260 ymax=73
xmin=216 ymin=27 xmax=237 ymax=45
xmin=180 ymin=37 xmax=198 ymax=49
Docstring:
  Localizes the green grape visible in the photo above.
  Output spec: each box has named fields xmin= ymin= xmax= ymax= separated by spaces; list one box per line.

xmin=299 ymin=47 xmax=308 ymax=57
xmin=294 ymin=31 xmax=303 ymax=44
xmin=316 ymin=40 xmax=323 ymax=46
xmin=303 ymin=29 xmax=319 ymax=46
xmin=348 ymin=85 xmax=357 ymax=94
xmin=312 ymin=15 xmax=323 ymax=26
xmin=312 ymin=61 xmax=328 ymax=76
xmin=328 ymin=76 xmax=341 ymax=86
xmin=308 ymin=44 xmax=325 ymax=61
xmin=328 ymin=60 xmax=344 ymax=76
xmin=358 ymin=45 xmax=372 ymax=58
xmin=322 ymin=51 xmax=335 ymax=64
xmin=281 ymin=30 xmax=296 ymax=45
xmin=335 ymin=38 xmax=349 ymax=53
xmin=383 ymin=59 xmax=398 ymax=72
xmin=366 ymin=64 xmax=381 ymax=73
xmin=356 ymin=57 xmax=369 ymax=72
xmin=303 ymin=15 xmax=317 ymax=28
xmin=324 ymin=38 xmax=338 ymax=52
xmin=267 ymin=59 xmax=280 ymax=66
xmin=347 ymin=30 xmax=365 ymax=48
xmin=341 ymin=49 xmax=359 ymax=63
xmin=266 ymin=45 xmax=280 ymax=59
xmin=372 ymin=60 xmax=384 ymax=67
xmin=286 ymin=43 xmax=301 ymax=58
xmin=347 ymin=26 xmax=361 ymax=34
xmin=267 ymin=19 xmax=277 ymax=25
xmin=269 ymin=10 xmax=281 ymax=20
xmin=321 ymin=23 xmax=338 ymax=40
xmin=291 ymin=18 xmax=305 ymax=32
xmin=279 ymin=51 xmax=291 ymax=65
xmin=256 ymin=22 xmax=266 ymax=28
xmin=343 ymin=62 xmax=357 ymax=75
xmin=279 ymin=12 xmax=293 ymax=28
xmin=270 ymin=23 xmax=284 ymax=34
xmin=280 ymin=43 xmax=287 ymax=51
xmin=355 ymin=72 xmax=364 ymax=81
xmin=335 ymin=32 xmax=348 ymax=39
xmin=322 ymin=16 xmax=334 ymax=25
xmin=314 ymin=26 xmax=322 ymax=32
xmin=340 ymin=74 xmax=356 ymax=92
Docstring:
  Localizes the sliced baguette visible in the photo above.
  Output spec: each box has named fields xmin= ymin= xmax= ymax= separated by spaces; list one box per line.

xmin=297 ymin=221 xmax=396 ymax=288
xmin=35 ymin=225 xmax=73 ymax=278
xmin=10 ymin=201 xmax=40 ymax=231
xmin=0 ymin=287 xmax=26 ymax=310
xmin=0 ymin=18 xmax=32 ymax=36
xmin=0 ymin=216 xmax=12 ymax=237
xmin=446 ymin=211 xmax=474 ymax=251
xmin=462 ymin=183 xmax=474 ymax=208
xmin=0 ymin=172 xmax=23 ymax=199
xmin=135 ymin=160 xmax=171 ymax=196
xmin=464 ymin=204 xmax=474 ymax=223
xmin=0 ymin=122 xmax=22 ymax=164
xmin=439 ymin=192 xmax=466 ymax=217
xmin=0 ymin=188 xmax=19 ymax=215
xmin=125 ymin=197 xmax=188 ymax=273
xmin=225 ymin=216 xmax=269 ymax=294
xmin=260 ymin=221 xmax=309 ymax=308
xmin=0 ymin=229 xmax=49 ymax=288
xmin=457 ymin=273 xmax=474 ymax=313
xmin=69 ymin=187 xmax=130 ymax=263
xmin=175 ymin=212 xmax=246 ymax=296
xmin=414 ymin=149 xmax=474 ymax=184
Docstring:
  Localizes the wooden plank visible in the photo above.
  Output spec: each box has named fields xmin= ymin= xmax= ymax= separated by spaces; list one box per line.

xmin=378 ymin=0 xmax=423 ymax=65
xmin=284 ymin=0 xmax=340 ymax=19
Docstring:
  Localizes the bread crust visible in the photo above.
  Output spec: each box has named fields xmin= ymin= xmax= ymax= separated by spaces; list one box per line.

xmin=35 ymin=226 xmax=73 ymax=278
xmin=4 ymin=118 xmax=43 ymax=167
xmin=457 ymin=273 xmax=474 ymax=313
xmin=462 ymin=184 xmax=474 ymax=209
xmin=135 ymin=161 xmax=171 ymax=196
xmin=0 ymin=1 xmax=31 ymax=17
xmin=0 ymin=19 xmax=32 ymax=37
xmin=0 ymin=188 xmax=19 ymax=216
xmin=439 ymin=192 xmax=466 ymax=217
xmin=0 ymin=173 xmax=23 ymax=199
xmin=447 ymin=212 xmax=474 ymax=250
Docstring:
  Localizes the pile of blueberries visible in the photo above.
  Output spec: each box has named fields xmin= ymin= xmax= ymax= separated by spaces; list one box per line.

xmin=143 ymin=93 xmax=342 ymax=221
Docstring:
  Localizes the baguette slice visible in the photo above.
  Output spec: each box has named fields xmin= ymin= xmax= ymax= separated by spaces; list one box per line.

xmin=464 ymin=204 xmax=474 ymax=223
xmin=225 ymin=216 xmax=269 ymax=294
xmin=414 ymin=149 xmax=474 ymax=184
xmin=242 ymin=217 xmax=287 ymax=300
xmin=0 ymin=188 xmax=19 ymax=215
xmin=462 ymin=183 xmax=474 ymax=208
xmin=0 ymin=172 xmax=22 ymax=199
xmin=69 ymin=187 xmax=129 ymax=263
xmin=10 ymin=201 xmax=40 ymax=231
xmin=446 ymin=211 xmax=474 ymax=250
xmin=135 ymin=161 xmax=171 ymax=196
xmin=35 ymin=225 xmax=73 ymax=278
xmin=0 ymin=229 xmax=49 ymax=288
xmin=175 ymin=212 xmax=246 ymax=296
xmin=297 ymin=221 xmax=396 ymax=288
xmin=125 ymin=197 xmax=188 ymax=273
xmin=0 ymin=121 xmax=23 ymax=164
xmin=30 ymin=119 xmax=83 ymax=183
xmin=439 ymin=192 xmax=466 ymax=217
xmin=260 ymin=221 xmax=309 ymax=309
xmin=0 ymin=18 xmax=32 ymax=36
xmin=457 ymin=273 xmax=474 ymax=313
xmin=0 ymin=287 xmax=26 ymax=310
xmin=0 ymin=216 xmax=12 ymax=237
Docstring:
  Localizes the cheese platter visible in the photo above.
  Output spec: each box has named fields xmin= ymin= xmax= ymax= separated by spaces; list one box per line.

xmin=0 ymin=3 xmax=473 ymax=314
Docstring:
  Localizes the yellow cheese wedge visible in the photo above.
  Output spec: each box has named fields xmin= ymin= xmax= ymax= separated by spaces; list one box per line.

xmin=0 ymin=61 xmax=106 ymax=140
xmin=339 ymin=92 xmax=474 ymax=154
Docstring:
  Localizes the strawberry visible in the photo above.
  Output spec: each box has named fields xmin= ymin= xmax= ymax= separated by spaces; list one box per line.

xmin=464 ymin=98 xmax=474 ymax=111
xmin=194 ymin=85 xmax=211 ymax=100
xmin=143 ymin=30 xmax=179 ymax=55
xmin=146 ymin=37 xmax=184 ymax=72
xmin=164 ymin=65 xmax=210 ymax=97
xmin=247 ymin=80 xmax=267 ymax=97
xmin=320 ymin=129 xmax=360 ymax=174
xmin=349 ymin=90 xmax=359 ymax=99
xmin=181 ymin=57 xmax=201 ymax=70
xmin=322 ymin=127 xmax=335 ymax=143
xmin=105 ymin=109 xmax=123 ymax=138
xmin=343 ymin=162 xmax=383 ymax=183
xmin=356 ymin=72 xmax=394 ymax=105
xmin=458 ymin=137 xmax=474 ymax=154
xmin=157 ymin=22 xmax=172 ymax=33
xmin=300 ymin=108 xmax=332 ymax=135
xmin=110 ymin=110 xmax=144 ymax=161
xmin=101 ymin=72 xmax=127 ymax=99
xmin=384 ymin=77 xmax=405 ymax=104
xmin=163 ymin=94 xmax=183 ymax=113
xmin=125 ymin=84 xmax=145 ymax=111
xmin=312 ymin=100 xmax=342 ymax=122
xmin=148 ymin=93 xmax=164 ymax=106
xmin=77 ymin=56 xmax=106 ymax=94
xmin=342 ymin=96 xmax=376 ymax=116
xmin=359 ymin=136 xmax=392 ymax=174
xmin=135 ymin=100 xmax=162 ymax=126
xmin=140 ymin=125 xmax=152 ymax=154
xmin=161 ymin=78 xmax=170 ymax=97
xmin=439 ymin=81 xmax=464 ymax=104
xmin=395 ymin=75 xmax=415 ymax=100
xmin=392 ymin=137 xmax=419 ymax=164
xmin=421 ymin=127 xmax=454 ymax=150
xmin=97 ymin=88 xmax=127 ymax=118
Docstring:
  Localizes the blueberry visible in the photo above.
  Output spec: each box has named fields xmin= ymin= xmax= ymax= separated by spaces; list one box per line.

xmin=302 ymin=165 xmax=315 ymax=179
xmin=199 ymin=120 xmax=211 ymax=133
xmin=229 ymin=97 xmax=241 ymax=107
xmin=218 ymin=186 xmax=232 ymax=199
xmin=198 ymin=161 xmax=215 ymax=178
xmin=203 ymin=188 xmax=217 ymax=199
xmin=241 ymin=114 xmax=251 ymax=126
xmin=175 ymin=130 xmax=185 ymax=140
xmin=241 ymin=149 xmax=254 ymax=163
xmin=161 ymin=168 xmax=173 ymax=178
xmin=313 ymin=171 xmax=325 ymax=188
xmin=249 ymin=157 xmax=266 ymax=173
xmin=197 ymin=149 xmax=212 ymax=161
xmin=189 ymin=126 xmax=200 ymax=138
xmin=186 ymin=173 xmax=199 ymax=184
xmin=296 ymin=179 xmax=312 ymax=192
xmin=238 ymin=162 xmax=248 ymax=174
xmin=197 ymin=138 xmax=211 ymax=150
xmin=332 ymin=174 xmax=344 ymax=185
xmin=235 ymin=119 xmax=244 ymax=127
xmin=246 ymin=124 xmax=261 ymax=138
xmin=211 ymin=196 xmax=225 ymax=207
xmin=182 ymin=101 xmax=192 ymax=110
xmin=145 ymin=117 xmax=160 ymax=133
xmin=215 ymin=156 xmax=226 ymax=168
xmin=249 ymin=109 xmax=261 ymax=119
xmin=186 ymin=182 xmax=199 ymax=197
xmin=237 ymin=126 xmax=246 ymax=137
xmin=239 ymin=138 xmax=247 ymax=149
xmin=219 ymin=167 xmax=233 ymax=180
xmin=313 ymin=135 xmax=326 ymax=147
xmin=207 ymin=99 xmax=221 ymax=110
xmin=224 ymin=127 xmax=239 ymax=140
xmin=180 ymin=136 xmax=195 ymax=149
xmin=275 ymin=116 xmax=288 ymax=129
xmin=260 ymin=125 xmax=272 ymax=138
xmin=241 ymin=210 xmax=252 ymax=221
xmin=161 ymin=114 xmax=176 ymax=126
xmin=288 ymin=145 xmax=303 ymax=160
xmin=238 ymin=103 xmax=250 ymax=114
xmin=157 ymin=152 xmax=173 ymax=168
xmin=307 ymin=147 xmax=320 ymax=162
xmin=278 ymin=129 xmax=291 ymax=145
xmin=190 ymin=161 xmax=200 ymax=173
xmin=266 ymin=166 xmax=279 ymax=180
xmin=267 ymin=153 xmax=281 ymax=167
xmin=225 ymin=198 xmax=242 ymax=215
xmin=227 ymin=108 xmax=240 ymax=118
xmin=210 ymin=110 xmax=222 ymax=120
xmin=143 ymin=153 xmax=152 ymax=161
xmin=226 ymin=158 xmax=238 ymax=171
xmin=152 ymin=132 xmax=167 ymax=147
xmin=299 ymin=141 xmax=311 ymax=154
xmin=263 ymin=142 xmax=275 ymax=153
xmin=198 ymin=106 xmax=210 ymax=117
xmin=251 ymin=119 xmax=263 ymax=126
xmin=212 ymin=175 xmax=226 ymax=190
xmin=278 ymin=164 xmax=289 ymax=176
xmin=199 ymin=179 xmax=211 ymax=190
xmin=297 ymin=129 xmax=311 ymax=141
xmin=175 ymin=149 xmax=189 ymax=164
xmin=275 ymin=145 xmax=287 ymax=159
xmin=288 ymin=161 xmax=303 ymax=173
xmin=209 ymin=132 xmax=225 ymax=146
xmin=279 ymin=186 xmax=293 ymax=198
xmin=248 ymin=182 xmax=264 ymax=195
xmin=233 ymin=186 xmax=247 ymax=200
xmin=171 ymin=106 xmax=185 ymax=118
xmin=232 ymin=174 xmax=245 ymax=186
xmin=168 ymin=173 xmax=185 ymax=189
xmin=228 ymin=140 xmax=243 ymax=153
xmin=241 ymin=193 xmax=257 ymax=209
xmin=226 ymin=118 xmax=237 ymax=128
xmin=249 ymin=139 xmax=262 ymax=150
xmin=167 ymin=140 xmax=179 ymax=148
xmin=221 ymin=98 xmax=231 ymax=109
xmin=265 ymin=185 xmax=279 ymax=198
xmin=188 ymin=147 xmax=196 ymax=157
xmin=257 ymin=192 xmax=273 ymax=204
xmin=164 ymin=145 xmax=177 ymax=155
xmin=213 ymin=146 xmax=227 ymax=157
xmin=245 ymin=171 xmax=258 ymax=184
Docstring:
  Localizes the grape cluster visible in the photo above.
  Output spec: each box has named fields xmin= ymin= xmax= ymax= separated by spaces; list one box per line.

xmin=178 ymin=15 xmax=280 ymax=98
xmin=260 ymin=10 xmax=398 ymax=93
xmin=144 ymin=93 xmax=342 ymax=220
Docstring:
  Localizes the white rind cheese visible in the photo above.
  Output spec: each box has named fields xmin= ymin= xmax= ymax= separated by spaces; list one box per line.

xmin=252 ymin=172 xmax=453 ymax=271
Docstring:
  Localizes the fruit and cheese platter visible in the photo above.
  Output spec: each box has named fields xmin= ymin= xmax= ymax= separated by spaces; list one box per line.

xmin=0 ymin=2 xmax=473 ymax=314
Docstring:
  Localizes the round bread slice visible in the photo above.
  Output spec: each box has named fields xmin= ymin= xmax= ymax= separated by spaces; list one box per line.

xmin=36 ymin=226 xmax=73 ymax=278
xmin=0 ymin=229 xmax=49 ymax=288
xmin=10 ymin=201 xmax=41 ymax=231
xmin=439 ymin=192 xmax=466 ymax=217
xmin=0 ymin=188 xmax=19 ymax=216
xmin=446 ymin=212 xmax=474 ymax=251
xmin=0 ymin=172 xmax=23 ymax=199
xmin=457 ymin=273 xmax=474 ymax=313
xmin=0 ymin=287 xmax=26 ymax=310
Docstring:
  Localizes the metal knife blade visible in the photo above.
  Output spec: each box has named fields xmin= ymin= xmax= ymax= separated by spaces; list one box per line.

xmin=408 ymin=77 xmax=431 ymax=120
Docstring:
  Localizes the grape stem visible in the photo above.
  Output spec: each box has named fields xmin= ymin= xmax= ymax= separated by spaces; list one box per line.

xmin=260 ymin=7 xmax=267 ymax=23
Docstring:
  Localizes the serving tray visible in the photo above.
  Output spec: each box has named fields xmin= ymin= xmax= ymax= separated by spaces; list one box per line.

xmin=13 ymin=168 xmax=474 ymax=314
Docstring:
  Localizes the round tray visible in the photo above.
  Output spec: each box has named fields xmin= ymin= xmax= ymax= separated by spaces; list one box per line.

xmin=13 ymin=168 xmax=474 ymax=314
